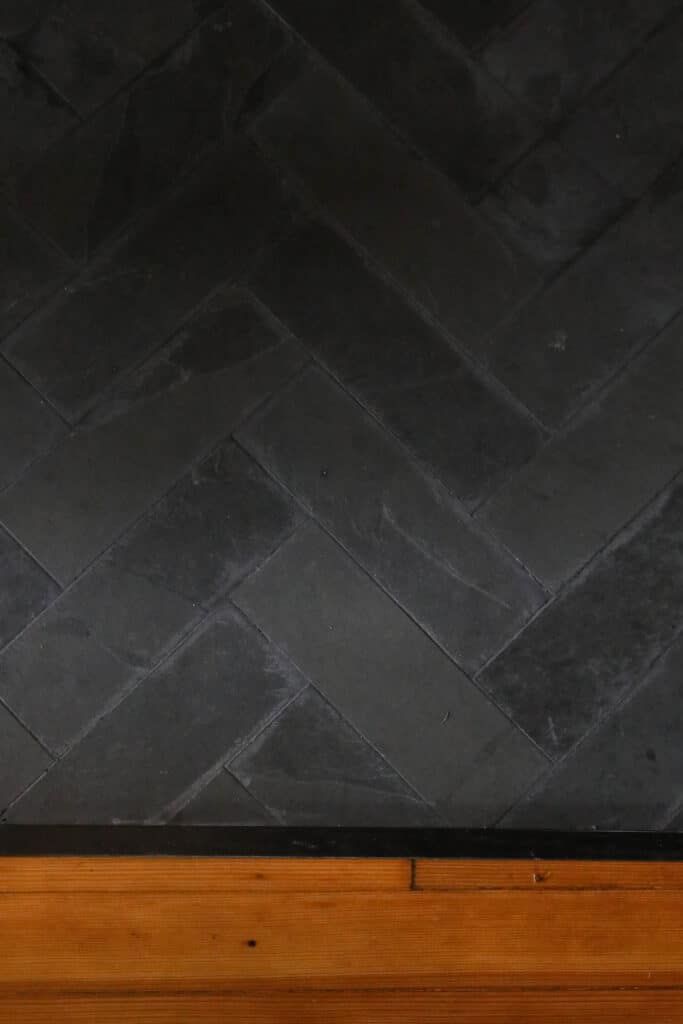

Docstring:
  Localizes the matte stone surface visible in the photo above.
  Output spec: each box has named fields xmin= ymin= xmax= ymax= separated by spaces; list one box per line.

xmin=563 ymin=13 xmax=683 ymax=199
xmin=482 ymin=160 xmax=683 ymax=427
xmin=234 ymin=524 xmax=547 ymax=824
xmin=0 ymin=40 xmax=74 ymax=187
xmin=479 ymin=315 xmax=683 ymax=590
xmin=232 ymin=687 xmax=441 ymax=826
xmin=419 ymin=0 xmax=529 ymax=49
xmin=250 ymin=61 xmax=538 ymax=343
xmin=0 ymin=1 xmax=54 ymax=38
xmin=479 ymin=140 xmax=625 ymax=272
xmin=3 ymin=143 xmax=298 ymax=421
xmin=479 ymin=482 xmax=683 ymax=759
xmin=0 ymin=527 xmax=59 ymax=650
xmin=0 ymin=707 xmax=51 ymax=813
xmin=111 ymin=443 xmax=302 ymax=606
xmin=21 ymin=0 xmax=224 ymax=115
xmin=505 ymin=635 xmax=683 ymax=830
xmin=9 ymin=609 xmax=306 ymax=823
xmin=251 ymin=220 xmax=541 ymax=506
xmin=483 ymin=0 xmax=677 ymax=121
xmin=2 ymin=0 xmax=683 ymax=829
xmin=15 ymin=2 xmax=288 ymax=260
xmin=173 ymin=770 xmax=274 ymax=825
xmin=266 ymin=0 xmax=537 ymax=196
xmin=0 ymin=359 xmax=65 ymax=491
xmin=0 ymin=322 xmax=304 ymax=584
xmin=0 ymin=205 xmax=70 ymax=342
xmin=0 ymin=561 xmax=199 ymax=753
xmin=239 ymin=367 xmax=544 ymax=673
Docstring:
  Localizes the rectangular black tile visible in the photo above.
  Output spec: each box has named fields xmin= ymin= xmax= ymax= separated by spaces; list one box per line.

xmin=8 ymin=608 xmax=306 ymax=823
xmin=172 ymin=770 xmax=275 ymax=825
xmin=21 ymin=0 xmax=224 ymax=115
xmin=266 ymin=0 xmax=537 ymax=197
xmin=250 ymin=61 xmax=538 ymax=343
xmin=504 ymin=635 xmax=683 ymax=830
xmin=479 ymin=481 xmax=683 ymax=759
xmin=562 ymin=13 xmax=683 ymax=199
xmin=238 ymin=367 xmax=544 ymax=673
xmin=234 ymin=523 xmax=547 ymax=824
xmin=483 ymin=0 xmax=677 ymax=121
xmin=15 ymin=1 xmax=288 ymax=260
xmin=0 ymin=360 xmax=65 ymax=491
xmin=0 ymin=560 xmax=200 ymax=753
xmin=0 ymin=294 xmax=305 ymax=583
xmin=479 ymin=140 xmax=625 ymax=272
xmin=232 ymin=687 xmax=441 ymax=826
xmin=0 ymin=526 xmax=59 ymax=650
xmin=110 ymin=442 xmax=302 ymax=606
xmin=482 ymin=160 xmax=683 ymax=427
xmin=0 ymin=205 xmax=70 ymax=341
xmin=419 ymin=0 xmax=529 ymax=50
xmin=251 ymin=220 xmax=541 ymax=506
xmin=0 ymin=2 xmax=53 ymax=38
xmin=0 ymin=40 xmax=75 ymax=187
xmin=0 ymin=706 xmax=51 ymax=813
xmin=3 ymin=142 xmax=298 ymax=421
xmin=479 ymin=314 xmax=683 ymax=590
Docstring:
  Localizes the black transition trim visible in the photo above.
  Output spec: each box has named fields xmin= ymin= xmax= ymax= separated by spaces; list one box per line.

xmin=0 ymin=827 xmax=682 ymax=859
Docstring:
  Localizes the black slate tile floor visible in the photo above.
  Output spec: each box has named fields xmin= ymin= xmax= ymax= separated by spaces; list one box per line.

xmin=1 ymin=0 xmax=683 ymax=829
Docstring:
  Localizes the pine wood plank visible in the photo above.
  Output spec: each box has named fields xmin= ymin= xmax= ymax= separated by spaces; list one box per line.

xmin=415 ymin=858 xmax=683 ymax=890
xmin=5 ymin=989 xmax=683 ymax=1023
xmin=1 ymin=889 xmax=682 ymax=992
xmin=0 ymin=857 xmax=410 ymax=892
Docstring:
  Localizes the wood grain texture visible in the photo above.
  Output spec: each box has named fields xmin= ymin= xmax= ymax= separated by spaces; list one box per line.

xmin=5 ymin=990 xmax=683 ymax=1023
xmin=2 ymin=856 xmax=683 ymax=1021
xmin=1 ymin=889 xmax=683 ymax=991
xmin=415 ymin=858 xmax=683 ymax=890
xmin=0 ymin=857 xmax=411 ymax=892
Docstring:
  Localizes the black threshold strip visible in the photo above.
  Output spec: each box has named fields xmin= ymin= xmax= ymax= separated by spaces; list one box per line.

xmin=1 ymin=827 xmax=683 ymax=859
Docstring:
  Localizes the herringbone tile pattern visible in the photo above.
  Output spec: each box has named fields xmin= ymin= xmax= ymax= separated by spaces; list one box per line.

xmin=1 ymin=0 xmax=682 ymax=828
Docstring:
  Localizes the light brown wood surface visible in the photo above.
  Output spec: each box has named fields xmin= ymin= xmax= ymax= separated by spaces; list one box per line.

xmin=1 ymin=856 xmax=682 ymax=1022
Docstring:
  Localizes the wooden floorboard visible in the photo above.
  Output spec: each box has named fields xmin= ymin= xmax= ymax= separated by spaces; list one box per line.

xmin=2 ymin=856 xmax=682 ymax=1021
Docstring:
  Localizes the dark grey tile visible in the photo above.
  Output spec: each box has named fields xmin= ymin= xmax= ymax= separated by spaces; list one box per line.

xmin=562 ymin=14 xmax=683 ymax=199
xmin=233 ymin=687 xmax=440 ymax=826
xmin=251 ymin=220 xmax=541 ymax=506
xmin=479 ymin=482 xmax=683 ymax=759
xmin=0 ymin=526 xmax=59 ymax=650
xmin=504 ymin=635 xmax=683 ymax=830
xmin=0 ymin=1 xmax=53 ymax=38
xmin=21 ymin=0 xmax=223 ymax=115
xmin=3 ymin=142 xmax=299 ymax=422
xmin=483 ymin=0 xmax=677 ymax=121
xmin=234 ymin=523 xmax=547 ymax=824
xmin=173 ymin=770 xmax=274 ymax=824
xmin=250 ymin=61 xmax=538 ymax=343
xmin=0 ymin=205 xmax=70 ymax=342
xmin=110 ymin=443 xmax=302 ymax=606
xmin=15 ymin=2 xmax=288 ymax=260
xmin=267 ymin=0 xmax=537 ymax=197
xmin=0 ymin=706 xmax=51 ymax=812
xmin=0 ymin=359 xmax=65 ymax=491
xmin=0 ymin=301 xmax=305 ymax=584
xmin=482 ymin=162 xmax=683 ymax=427
xmin=0 ymin=560 xmax=200 ymax=753
xmin=419 ymin=0 xmax=529 ymax=50
xmin=479 ymin=314 xmax=683 ymax=590
xmin=8 ymin=608 xmax=306 ymax=823
xmin=479 ymin=140 xmax=625 ymax=272
xmin=238 ymin=368 xmax=544 ymax=673
xmin=0 ymin=41 xmax=75 ymax=187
